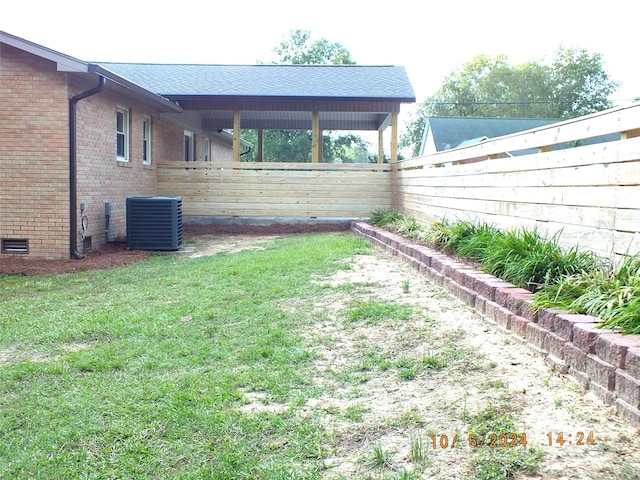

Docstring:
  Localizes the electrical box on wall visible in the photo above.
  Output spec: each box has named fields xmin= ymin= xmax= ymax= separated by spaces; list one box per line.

xmin=126 ymin=197 xmax=183 ymax=251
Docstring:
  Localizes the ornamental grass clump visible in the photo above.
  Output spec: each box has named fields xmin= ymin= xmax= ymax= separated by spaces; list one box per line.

xmin=370 ymin=209 xmax=404 ymax=227
xmin=534 ymin=254 xmax=640 ymax=334
xmin=480 ymin=228 xmax=602 ymax=292
xmin=450 ymin=221 xmax=503 ymax=261
xmin=368 ymin=212 xmax=640 ymax=333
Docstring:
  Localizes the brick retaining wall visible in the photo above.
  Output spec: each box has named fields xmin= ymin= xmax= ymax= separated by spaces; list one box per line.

xmin=351 ymin=221 xmax=640 ymax=426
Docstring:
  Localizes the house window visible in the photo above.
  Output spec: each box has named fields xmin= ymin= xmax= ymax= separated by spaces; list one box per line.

xmin=184 ymin=131 xmax=194 ymax=162
xmin=142 ymin=116 xmax=152 ymax=165
xmin=116 ymin=108 xmax=130 ymax=161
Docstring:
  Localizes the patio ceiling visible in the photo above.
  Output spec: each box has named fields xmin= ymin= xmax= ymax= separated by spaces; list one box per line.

xmin=171 ymin=108 xmax=395 ymax=132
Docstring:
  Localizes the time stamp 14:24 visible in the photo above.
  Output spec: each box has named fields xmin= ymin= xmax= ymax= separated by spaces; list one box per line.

xmin=431 ymin=432 xmax=596 ymax=449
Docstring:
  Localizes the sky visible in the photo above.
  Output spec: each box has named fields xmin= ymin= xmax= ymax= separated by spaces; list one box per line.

xmin=2 ymin=0 xmax=638 ymax=108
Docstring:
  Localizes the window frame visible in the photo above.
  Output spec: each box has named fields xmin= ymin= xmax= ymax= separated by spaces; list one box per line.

xmin=116 ymin=107 xmax=130 ymax=162
xmin=142 ymin=115 xmax=152 ymax=165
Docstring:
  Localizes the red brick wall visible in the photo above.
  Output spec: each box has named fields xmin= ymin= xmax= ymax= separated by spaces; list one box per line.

xmin=0 ymin=45 xmax=70 ymax=259
xmin=75 ymin=94 xmax=229 ymax=252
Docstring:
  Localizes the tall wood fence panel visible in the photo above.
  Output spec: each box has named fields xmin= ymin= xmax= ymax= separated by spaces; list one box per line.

xmin=157 ymin=161 xmax=392 ymax=220
xmin=393 ymin=104 xmax=640 ymax=258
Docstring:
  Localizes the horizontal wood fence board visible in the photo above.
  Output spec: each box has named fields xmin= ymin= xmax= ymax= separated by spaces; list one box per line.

xmin=158 ymin=183 xmax=391 ymax=198
xmin=613 ymin=231 xmax=640 ymax=256
xmin=395 ymin=139 xmax=640 ymax=180
xmin=157 ymin=160 xmax=391 ymax=171
xmin=158 ymin=171 xmax=389 ymax=182
xmin=615 ymin=209 xmax=640 ymax=232
xmin=395 ymin=193 xmax=618 ymax=230
xmin=395 ymin=184 xmax=640 ymax=209
xmin=174 ymin=194 xmax=390 ymax=205
xmin=183 ymin=205 xmax=387 ymax=217
xmin=396 ymin=161 xmax=640 ymax=189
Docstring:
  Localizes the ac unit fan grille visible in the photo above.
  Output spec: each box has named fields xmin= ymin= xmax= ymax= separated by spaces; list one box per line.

xmin=126 ymin=197 xmax=183 ymax=251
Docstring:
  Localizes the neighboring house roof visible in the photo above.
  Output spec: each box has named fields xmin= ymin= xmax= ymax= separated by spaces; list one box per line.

xmin=419 ymin=116 xmax=621 ymax=157
xmin=419 ymin=116 xmax=561 ymax=156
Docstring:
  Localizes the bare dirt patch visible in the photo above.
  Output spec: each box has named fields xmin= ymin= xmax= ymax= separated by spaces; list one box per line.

xmin=295 ymin=252 xmax=640 ymax=479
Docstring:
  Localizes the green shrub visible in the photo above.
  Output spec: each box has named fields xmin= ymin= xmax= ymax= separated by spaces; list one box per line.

xmin=536 ymin=254 xmax=640 ymax=334
xmin=450 ymin=221 xmax=503 ymax=260
xmin=394 ymin=215 xmax=423 ymax=238
xmin=369 ymin=215 xmax=640 ymax=334
xmin=370 ymin=209 xmax=403 ymax=227
xmin=480 ymin=228 xmax=602 ymax=291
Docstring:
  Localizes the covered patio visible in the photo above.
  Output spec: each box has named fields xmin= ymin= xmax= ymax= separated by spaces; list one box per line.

xmin=99 ymin=63 xmax=416 ymax=163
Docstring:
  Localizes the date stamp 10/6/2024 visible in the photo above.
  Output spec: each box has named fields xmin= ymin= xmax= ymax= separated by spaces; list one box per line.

xmin=431 ymin=432 xmax=595 ymax=449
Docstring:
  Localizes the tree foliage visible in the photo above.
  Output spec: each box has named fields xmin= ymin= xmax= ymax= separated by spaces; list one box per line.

xmin=270 ymin=29 xmax=355 ymax=65
xmin=244 ymin=30 xmax=371 ymax=163
xmin=401 ymin=48 xmax=620 ymax=157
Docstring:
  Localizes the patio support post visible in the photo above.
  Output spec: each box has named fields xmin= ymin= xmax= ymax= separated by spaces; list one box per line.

xmin=257 ymin=129 xmax=264 ymax=162
xmin=233 ymin=111 xmax=241 ymax=162
xmin=311 ymin=111 xmax=320 ymax=163
xmin=391 ymin=112 xmax=398 ymax=162
xmin=378 ymin=130 xmax=384 ymax=163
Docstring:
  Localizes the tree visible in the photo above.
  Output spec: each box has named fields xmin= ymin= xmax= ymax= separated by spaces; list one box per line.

xmin=401 ymin=48 xmax=620 ymax=157
xmin=243 ymin=30 xmax=371 ymax=163
xmin=270 ymin=29 xmax=355 ymax=65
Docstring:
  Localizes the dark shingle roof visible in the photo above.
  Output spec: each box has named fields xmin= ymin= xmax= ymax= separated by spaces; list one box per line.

xmin=97 ymin=63 xmax=415 ymax=100
xmin=425 ymin=117 xmax=561 ymax=152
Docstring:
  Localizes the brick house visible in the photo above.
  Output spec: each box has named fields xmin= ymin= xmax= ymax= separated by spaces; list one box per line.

xmin=0 ymin=31 xmax=415 ymax=260
xmin=0 ymin=32 xmax=240 ymax=259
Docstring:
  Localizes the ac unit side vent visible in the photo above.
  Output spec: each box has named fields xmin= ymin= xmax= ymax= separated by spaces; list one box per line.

xmin=126 ymin=197 xmax=183 ymax=251
xmin=1 ymin=239 xmax=29 ymax=254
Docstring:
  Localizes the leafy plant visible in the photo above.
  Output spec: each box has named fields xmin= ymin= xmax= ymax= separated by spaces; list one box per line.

xmin=535 ymin=254 xmax=640 ymax=334
xmin=370 ymin=443 xmax=394 ymax=469
xmin=370 ymin=208 xmax=404 ymax=227
xmin=394 ymin=215 xmax=423 ymax=238
xmin=480 ymin=227 xmax=601 ymax=291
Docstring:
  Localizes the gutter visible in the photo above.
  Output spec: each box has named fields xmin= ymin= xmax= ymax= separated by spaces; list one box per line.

xmin=69 ymin=74 xmax=106 ymax=259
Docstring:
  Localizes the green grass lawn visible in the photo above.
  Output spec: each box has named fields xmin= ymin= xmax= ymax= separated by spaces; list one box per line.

xmin=0 ymin=233 xmax=371 ymax=479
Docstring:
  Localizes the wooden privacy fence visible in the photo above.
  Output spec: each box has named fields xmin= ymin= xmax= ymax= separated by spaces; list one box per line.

xmin=392 ymin=103 xmax=640 ymax=259
xmin=157 ymin=161 xmax=392 ymax=220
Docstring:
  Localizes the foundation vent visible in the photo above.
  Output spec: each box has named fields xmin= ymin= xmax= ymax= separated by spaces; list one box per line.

xmin=1 ymin=239 xmax=29 ymax=254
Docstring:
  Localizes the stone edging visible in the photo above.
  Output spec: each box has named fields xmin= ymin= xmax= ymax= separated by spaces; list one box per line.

xmin=351 ymin=221 xmax=640 ymax=426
